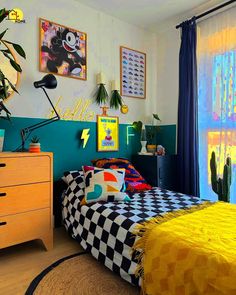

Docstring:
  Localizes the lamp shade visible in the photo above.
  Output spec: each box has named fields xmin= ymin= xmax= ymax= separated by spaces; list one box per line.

xmin=33 ymin=74 xmax=57 ymax=89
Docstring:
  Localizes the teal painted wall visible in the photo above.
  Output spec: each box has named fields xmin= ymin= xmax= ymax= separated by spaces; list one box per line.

xmin=0 ymin=117 xmax=176 ymax=180
xmin=157 ymin=125 xmax=176 ymax=155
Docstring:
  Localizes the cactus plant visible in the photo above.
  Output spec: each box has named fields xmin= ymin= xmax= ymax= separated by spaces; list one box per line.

xmin=210 ymin=151 xmax=232 ymax=202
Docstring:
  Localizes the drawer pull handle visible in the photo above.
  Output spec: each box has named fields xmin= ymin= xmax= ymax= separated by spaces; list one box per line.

xmin=0 ymin=163 xmax=6 ymax=168
xmin=0 ymin=222 xmax=7 ymax=226
xmin=0 ymin=193 xmax=6 ymax=197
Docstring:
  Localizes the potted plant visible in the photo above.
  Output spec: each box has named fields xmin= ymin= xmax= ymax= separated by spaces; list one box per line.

xmin=146 ymin=114 xmax=161 ymax=153
xmin=132 ymin=114 xmax=161 ymax=154
xmin=0 ymin=8 xmax=26 ymax=119
xmin=29 ymin=136 xmax=41 ymax=153
xmin=0 ymin=8 xmax=26 ymax=152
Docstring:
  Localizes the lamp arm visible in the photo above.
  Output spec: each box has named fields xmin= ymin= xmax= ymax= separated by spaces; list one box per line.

xmin=22 ymin=116 xmax=59 ymax=134
xmin=15 ymin=87 xmax=60 ymax=152
xmin=42 ymin=87 xmax=60 ymax=119
xmin=16 ymin=116 xmax=59 ymax=152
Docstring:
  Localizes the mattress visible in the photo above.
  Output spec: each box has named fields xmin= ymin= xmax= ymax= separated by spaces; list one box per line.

xmin=62 ymin=187 xmax=201 ymax=286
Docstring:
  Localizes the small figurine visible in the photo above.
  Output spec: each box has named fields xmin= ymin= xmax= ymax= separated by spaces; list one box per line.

xmin=156 ymin=145 xmax=165 ymax=156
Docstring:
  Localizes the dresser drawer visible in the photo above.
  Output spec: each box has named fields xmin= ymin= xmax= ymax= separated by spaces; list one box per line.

xmin=0 ymin=155 xmax=51 ymax=186
xmin=0 ymin=182 xmax=51 ymax=217
xmin=0 ymin=208 xmax=51 ymax=249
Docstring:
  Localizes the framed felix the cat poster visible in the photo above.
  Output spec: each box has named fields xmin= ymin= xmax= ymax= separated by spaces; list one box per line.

xmin=39 ymin=18 xmax=87 ymax=80
xmin=120 ymin=46 xmax=146 ymax=99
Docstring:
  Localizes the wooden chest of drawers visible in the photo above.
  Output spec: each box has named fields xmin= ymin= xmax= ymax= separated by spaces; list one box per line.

xmin=0 ymin=152 xmax=53 ymax=251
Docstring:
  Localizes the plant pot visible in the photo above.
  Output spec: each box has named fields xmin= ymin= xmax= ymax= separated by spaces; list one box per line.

xmin=29 ymin=143 xmax=41 ymax=153
xmin=147 ymin=144 xmax=156 ymax=154
xmin=0 ymin=129 xmax=5 ymax=152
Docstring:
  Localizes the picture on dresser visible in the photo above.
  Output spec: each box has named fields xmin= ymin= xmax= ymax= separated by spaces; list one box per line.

xmin=97 ymin=115 xmax=119 ymax=152
xmin=39 ymin=18 xmax=87 ymax=80
xmin=120 ymin=46 xmax=146 ymax=99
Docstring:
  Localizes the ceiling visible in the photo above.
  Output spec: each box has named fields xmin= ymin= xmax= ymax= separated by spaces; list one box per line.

xmin=75 ymin=0 xmax=224 ymax=32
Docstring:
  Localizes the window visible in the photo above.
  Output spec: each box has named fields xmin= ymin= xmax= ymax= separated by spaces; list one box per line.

xmin=198 ymin=9 xmax=236 ymax=202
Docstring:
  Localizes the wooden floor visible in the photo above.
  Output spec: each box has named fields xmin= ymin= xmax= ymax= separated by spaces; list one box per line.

xmin=0 ymin=227 xmax=83 ymax=295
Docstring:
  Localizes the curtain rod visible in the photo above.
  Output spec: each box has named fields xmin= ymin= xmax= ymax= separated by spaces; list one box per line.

xmin=176 ymin=0 xmax=235 ymax=29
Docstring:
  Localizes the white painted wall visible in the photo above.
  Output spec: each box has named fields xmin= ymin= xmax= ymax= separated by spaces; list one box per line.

xmin=156 ymin=27 xmax=180 ymax=125
xmin=1 ymin=0 xmax=158 ymax=124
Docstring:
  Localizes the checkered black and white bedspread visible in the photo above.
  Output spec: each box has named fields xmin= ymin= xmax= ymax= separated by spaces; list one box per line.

xmin=62 ymin=187 xmax=201 ymax=286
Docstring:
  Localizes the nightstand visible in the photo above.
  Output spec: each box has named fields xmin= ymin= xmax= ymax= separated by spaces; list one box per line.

xmin=0 ymin=152 xmax=53 ymax=251
xmin=132 ymin=154 xmax=178 ymax=191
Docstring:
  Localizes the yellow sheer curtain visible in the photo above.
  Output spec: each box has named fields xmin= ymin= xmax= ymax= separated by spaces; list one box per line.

xmin=197 ymin=6 xmax=236 ymax=202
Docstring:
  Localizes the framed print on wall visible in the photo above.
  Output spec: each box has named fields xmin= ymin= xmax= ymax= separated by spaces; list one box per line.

xmin=120 ymin=46 xmax=146 ymax=99
xmin=39 ymin=18 xmax=87 ymax=80
xmin=97 ymin=115 xmax=119 ymax=152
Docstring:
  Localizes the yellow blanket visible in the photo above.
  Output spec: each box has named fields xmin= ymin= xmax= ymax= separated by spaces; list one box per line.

xmin=133 ymin=202 xmax=236 ymax=295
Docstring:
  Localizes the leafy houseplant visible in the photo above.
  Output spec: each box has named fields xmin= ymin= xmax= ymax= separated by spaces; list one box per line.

xmin=110 ymin=80 xmax=123 ymax=110
xmin=29 ymin=136 xmax=41 ymax=153
xmin=95 ymin=83 xmax=109 ymax=105
xmin=132 ymin=114 xmax=161 ymax=153
xmin=0 ymin=8 xmax=26 ymax=119
xmin=110 ymin=90 xmax=123 ymax=109
xmin=132 ymin=120 xmax=143 ymax=131
xmin=210 ymin=151 xmax=232 ymax=202
xmin=146 ymin=114 xmax=161 ymax=153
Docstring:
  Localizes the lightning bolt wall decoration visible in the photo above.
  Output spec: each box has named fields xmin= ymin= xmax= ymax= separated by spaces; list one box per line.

xmin=81 ymin=129 xmax=90 ymax=148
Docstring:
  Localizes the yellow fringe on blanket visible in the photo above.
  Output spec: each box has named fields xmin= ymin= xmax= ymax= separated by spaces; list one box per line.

xmin=132 ymin=201 xmax=236 ymax=295
xmin=132 ymin=202 xmax=214 ymax=277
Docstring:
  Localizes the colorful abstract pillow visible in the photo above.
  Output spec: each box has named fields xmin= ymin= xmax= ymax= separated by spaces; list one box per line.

xmin=81 ymin=166 xmax=131 ymax=205
xmin=91 ymin=158 xmax=152 ymax=193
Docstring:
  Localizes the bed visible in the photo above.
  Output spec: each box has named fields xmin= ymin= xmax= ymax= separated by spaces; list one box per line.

xmin=62 ymin=186 xmax=202 ymax=286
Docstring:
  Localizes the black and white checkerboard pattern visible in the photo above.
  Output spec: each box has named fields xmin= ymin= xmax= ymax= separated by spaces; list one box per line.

xmin=62 ymin=187 xmax=202 ymax=286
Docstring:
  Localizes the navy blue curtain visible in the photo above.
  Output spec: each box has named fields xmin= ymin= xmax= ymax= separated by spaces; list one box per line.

xmin=177 ymin=18 xmax=199 ymax=197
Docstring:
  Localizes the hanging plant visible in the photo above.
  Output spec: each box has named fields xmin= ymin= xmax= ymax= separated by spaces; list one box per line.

xmin=110 ymin=89 xmax=123 ymax=109
xmin=95 ymin=83 xmax=109 ymax=105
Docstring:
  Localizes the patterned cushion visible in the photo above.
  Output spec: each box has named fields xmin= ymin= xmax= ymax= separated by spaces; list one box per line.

xmin=91 ymin=158 xmax=152 ymax=193
xmin=81 ymin=166 xmax=131 ymax=205
xmin=63 ymin=170 xmax=82 ymax=185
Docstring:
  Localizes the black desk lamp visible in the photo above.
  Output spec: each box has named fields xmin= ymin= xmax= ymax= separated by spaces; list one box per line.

xmin=18 ymin=74 xmax=60 ymax=151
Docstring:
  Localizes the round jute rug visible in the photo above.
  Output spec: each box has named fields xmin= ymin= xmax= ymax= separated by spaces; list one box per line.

xmin=25 ymin=252 xmax=140 ymax=295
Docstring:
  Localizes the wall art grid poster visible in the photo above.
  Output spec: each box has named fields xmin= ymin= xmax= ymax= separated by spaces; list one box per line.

xmin=120 ymin=46 xmax=146 ymax=99
xmin=39 ymin=18 xmax=87 ymax=80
